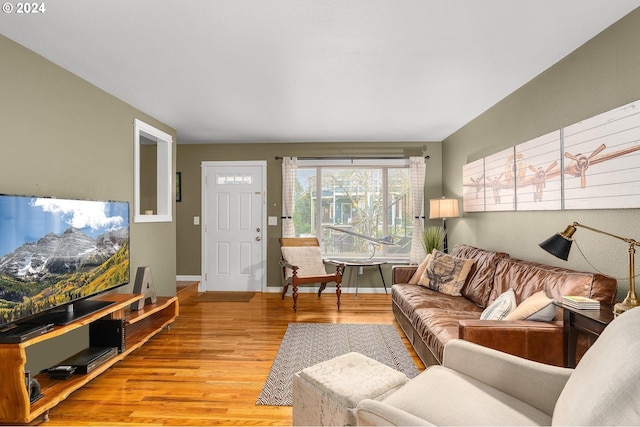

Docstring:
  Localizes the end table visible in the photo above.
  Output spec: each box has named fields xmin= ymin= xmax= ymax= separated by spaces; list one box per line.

xmin=555 ymin=302 xmax=614 ymax=368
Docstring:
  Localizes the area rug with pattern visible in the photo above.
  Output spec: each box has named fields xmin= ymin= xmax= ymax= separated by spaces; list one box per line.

xmin=256 ymin=323 xmax=420 ymax=406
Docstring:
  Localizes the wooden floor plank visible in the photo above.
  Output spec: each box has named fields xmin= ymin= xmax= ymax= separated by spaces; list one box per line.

xmin=41 ymin=284 xmax=424 ymax=425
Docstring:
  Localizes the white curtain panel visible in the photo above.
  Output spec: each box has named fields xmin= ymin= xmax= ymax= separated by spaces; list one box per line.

xmin=409 ymin=156 xmax=427 ymax=264
xmin=282 ymin=157 xmax=297 ymax=237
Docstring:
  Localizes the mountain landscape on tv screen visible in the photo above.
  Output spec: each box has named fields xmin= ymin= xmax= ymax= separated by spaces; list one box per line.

xmin=0 ymin=226 xmax=129 ymax=325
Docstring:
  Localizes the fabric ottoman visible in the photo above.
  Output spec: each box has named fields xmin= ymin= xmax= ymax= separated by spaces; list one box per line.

xmin=292 ymin=352 xmax=409 ymax=426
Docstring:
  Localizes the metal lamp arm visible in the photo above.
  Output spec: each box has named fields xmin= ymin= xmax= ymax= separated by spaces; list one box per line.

xmin=571 ymin=222 xmax=640 ymax=313
xmin=572 ymin=222 xmax=640 ymax=247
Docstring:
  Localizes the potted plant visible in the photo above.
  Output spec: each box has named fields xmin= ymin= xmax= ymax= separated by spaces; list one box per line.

xmin=422 ymin=226 xmax=445 ymax=254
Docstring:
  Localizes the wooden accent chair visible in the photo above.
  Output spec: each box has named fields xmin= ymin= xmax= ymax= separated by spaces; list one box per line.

xmin=280 ymin=237 xmax=345 ymax=312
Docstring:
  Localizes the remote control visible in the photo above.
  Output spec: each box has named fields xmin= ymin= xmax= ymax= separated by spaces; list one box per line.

xmin=48 ymin=365 xmax=75 ymax=373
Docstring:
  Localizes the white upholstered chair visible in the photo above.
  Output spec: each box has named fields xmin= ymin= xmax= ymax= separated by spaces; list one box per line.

xmin=356 ymin=305 xmax=640 ymax=426
xmin=280 ymin=237 xmax=344 ymax=312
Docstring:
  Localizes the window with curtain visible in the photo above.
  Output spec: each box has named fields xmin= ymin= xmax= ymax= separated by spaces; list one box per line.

xmin=292 ymin=159 xmax=415 ymax=259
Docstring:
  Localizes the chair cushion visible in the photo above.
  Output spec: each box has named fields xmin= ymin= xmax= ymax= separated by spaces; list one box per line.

xmin=281 ymin=246 xmax=327 ymax=277
xmin=381 ymin=365 xmax=551 ymax=425
xmin=552 ymin=307 xmax=640 ymax=425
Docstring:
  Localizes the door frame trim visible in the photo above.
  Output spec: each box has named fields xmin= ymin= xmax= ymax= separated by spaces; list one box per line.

xmin=200 ymin=160 xmax=267 ymax=292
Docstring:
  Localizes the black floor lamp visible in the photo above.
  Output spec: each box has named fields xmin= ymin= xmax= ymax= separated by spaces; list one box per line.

xmin=429 ymin=198 xmax=460 ymax=253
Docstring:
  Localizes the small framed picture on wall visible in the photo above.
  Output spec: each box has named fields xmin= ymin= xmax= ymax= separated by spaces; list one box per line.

xmin=176 ymin=172 xmax=182 ymax=202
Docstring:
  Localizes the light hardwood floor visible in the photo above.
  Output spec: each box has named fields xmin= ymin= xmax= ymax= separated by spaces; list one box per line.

xmin=42 ymin=283 xmax=424 ymax=426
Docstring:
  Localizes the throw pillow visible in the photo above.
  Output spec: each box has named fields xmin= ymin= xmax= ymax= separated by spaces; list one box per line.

xmin=481 ymin=288 xmax=516 ymax=320
xmin=505 ymin=290 xmax=557 ymax=322
xmin=417 ymin=250 xmax=474 ymax=296
xmin=408 ymin=253 xmax=432 ymax=285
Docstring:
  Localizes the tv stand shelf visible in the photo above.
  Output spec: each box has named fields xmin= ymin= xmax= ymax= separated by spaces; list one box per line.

xmin=0 ymin=293 xmax=178 ymax=424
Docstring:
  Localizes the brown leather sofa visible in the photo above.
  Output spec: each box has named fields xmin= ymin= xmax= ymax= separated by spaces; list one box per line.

xmin=392 ymin=244 xmax=617 ymax=367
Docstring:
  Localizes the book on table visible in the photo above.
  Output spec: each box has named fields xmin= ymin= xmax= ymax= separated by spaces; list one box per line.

xmin=562 ymin=295 xmax=600 ymax=310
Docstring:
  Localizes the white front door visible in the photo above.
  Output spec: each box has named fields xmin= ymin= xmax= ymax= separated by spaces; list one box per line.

xmin=201 ymin=161 xmax=266 ymax=292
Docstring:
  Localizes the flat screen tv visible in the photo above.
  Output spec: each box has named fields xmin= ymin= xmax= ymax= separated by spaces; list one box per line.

xmin=0 ymin=194 xmax=129 ymax=329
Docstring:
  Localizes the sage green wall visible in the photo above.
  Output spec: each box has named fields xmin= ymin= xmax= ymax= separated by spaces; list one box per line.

xmin=176 ymin=142 xmax=442 ymax=289
xmin=443 ymin=8 xmax=640 ymax=301
xmin=0 ymin=35 xmax=177 ymax=371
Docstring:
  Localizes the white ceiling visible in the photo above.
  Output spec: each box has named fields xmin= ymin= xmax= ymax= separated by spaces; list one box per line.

xmin=2 ymin=1 xmax=639 ymax=144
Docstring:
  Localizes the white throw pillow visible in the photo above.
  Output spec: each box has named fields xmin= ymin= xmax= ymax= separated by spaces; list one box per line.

xmin=481 ymin=288 xmax=516 ymax=320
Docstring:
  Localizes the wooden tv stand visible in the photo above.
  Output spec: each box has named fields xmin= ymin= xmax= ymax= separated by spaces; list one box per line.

xmin=0 ymin=293 xmax=179 ymax=424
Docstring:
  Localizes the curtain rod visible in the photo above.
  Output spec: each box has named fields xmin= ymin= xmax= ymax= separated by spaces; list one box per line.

xmin=275 ymin=155 xmax=430 ymax=160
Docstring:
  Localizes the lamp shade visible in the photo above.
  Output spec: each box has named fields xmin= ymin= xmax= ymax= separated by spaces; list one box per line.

xmin=539 ymin=233 xmax=573 ymax=261
xmin=429 ymin=198 xmax=459 ymax=219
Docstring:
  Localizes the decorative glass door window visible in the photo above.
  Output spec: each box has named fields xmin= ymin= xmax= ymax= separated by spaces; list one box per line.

xmin=216 ymin=173 xmax=253 ymax=185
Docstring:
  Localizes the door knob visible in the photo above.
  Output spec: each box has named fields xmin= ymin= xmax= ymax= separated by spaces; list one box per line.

xmin=256 ymin=236 xmax=261 ymax=241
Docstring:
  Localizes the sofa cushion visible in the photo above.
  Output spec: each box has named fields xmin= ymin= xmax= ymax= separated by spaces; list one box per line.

xmin=489 ymin=257 xmax=610 ymax=319
xmin=408 ymin=253 xmax=432 ymax=285
xmin=481 ymin=288 xmax=516 ymax=320
xmin=505 ymin=291 xmax=556 ymax=322
xmin=392 ymin=284 xmax=481 ymax=324
xmin=411 ymin=307 xmax=482 ymax=363
xmin=418 ymin=250 xmax=474 ymax=296
xmin=392 ymin=284 xmax=483 ymax=362
xmin=451 ymin=244 xmax=510 ymax=308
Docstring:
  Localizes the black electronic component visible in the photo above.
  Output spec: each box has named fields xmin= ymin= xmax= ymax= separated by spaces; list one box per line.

xmin=57 ymin=347 xmax=118 ymax=374
xmin=0 ymin=323 xmax=54 ymax=344
xmin=90 ymin=318 xmax=126 ymax=353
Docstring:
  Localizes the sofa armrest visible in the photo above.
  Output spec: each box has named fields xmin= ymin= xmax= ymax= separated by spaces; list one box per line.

xmin=355 ymin=399 xmax=435 ymax=426
xmin=392 ymin=265 xmax=417 ymax=285
xmin=443 ymin=339 xmax=572 ymax=417
xmin=458 ymin=319 xmax=564 ymax=366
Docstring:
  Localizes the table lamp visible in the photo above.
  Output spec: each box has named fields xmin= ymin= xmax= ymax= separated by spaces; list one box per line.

xmin=539 ymin=221 xmax=640 ymax=315
xmin=429 ymin=198 xmax=459 ymax=253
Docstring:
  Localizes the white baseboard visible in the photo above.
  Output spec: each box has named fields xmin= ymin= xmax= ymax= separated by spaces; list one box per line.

xmin=177 ymin=275 xmax=201 ymax=282
xmin=267 ymin=286 xmax=389 ymax=295
xmin=180 ymin=276 xmax=388 ymax=295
